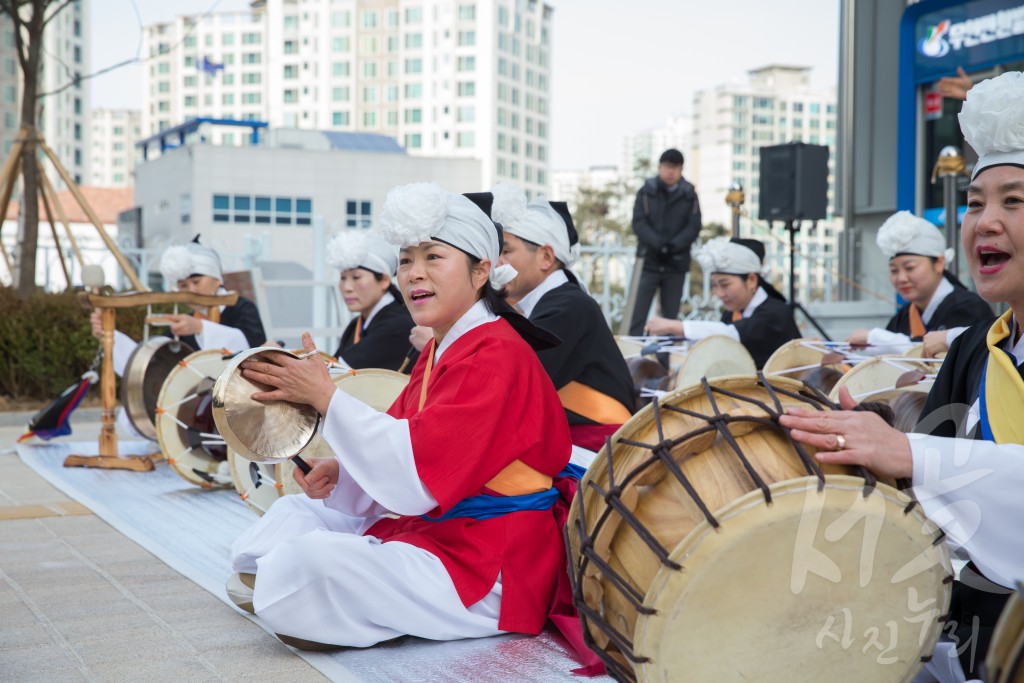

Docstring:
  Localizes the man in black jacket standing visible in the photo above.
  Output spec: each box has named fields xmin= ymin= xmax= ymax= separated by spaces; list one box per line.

xmin=628 ymin=148 xmax=702 ymax=335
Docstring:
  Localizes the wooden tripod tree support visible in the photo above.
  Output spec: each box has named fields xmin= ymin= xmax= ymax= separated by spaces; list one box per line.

xmin=64 ymin=290 xmax=239 ymax=472
xmin=0 ymin=125 xmax=144 ymax=291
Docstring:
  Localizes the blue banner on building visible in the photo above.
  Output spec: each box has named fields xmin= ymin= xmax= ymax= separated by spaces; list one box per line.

xmin=913 ymin=0 xmax=1024 ymax=83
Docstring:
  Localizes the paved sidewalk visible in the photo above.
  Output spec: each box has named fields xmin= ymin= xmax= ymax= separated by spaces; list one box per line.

xmin=0 ymin=420 xmax=327 ymax=682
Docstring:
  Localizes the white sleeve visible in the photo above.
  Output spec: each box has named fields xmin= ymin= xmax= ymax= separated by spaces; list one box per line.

xmin=196 ymin=319 xmax=249 ymax=353
xmin=111 ymin=330 xmax=138 ymax=377
xmin=322 ymin=455 xmax=392 ymax=518
xmin=683 ymin=320 xmax=740 ymax=342
xmin=320 ymin=389 xmax=437 ymax=516
xmin=945 ymin=326 xmax=968 ymax=347
xmin=909 ymin=433 xmax=1024 ymax=587
xmin=864 ymin=328 xmax=914 ymax=356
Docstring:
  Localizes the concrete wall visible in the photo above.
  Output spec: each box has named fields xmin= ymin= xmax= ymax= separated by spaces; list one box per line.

xmin=837 ymin=0 xmax=905 ymax=303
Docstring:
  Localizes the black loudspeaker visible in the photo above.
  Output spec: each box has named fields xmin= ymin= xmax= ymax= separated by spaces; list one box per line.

xmin=758 ymin=142 xmax=829 ymax=222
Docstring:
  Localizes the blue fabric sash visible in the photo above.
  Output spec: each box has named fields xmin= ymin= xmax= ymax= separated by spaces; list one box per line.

xmin=421 ymin=464 xmax=585 ymax=523
xmin=979 ymin=358 xmax=996 ymax=442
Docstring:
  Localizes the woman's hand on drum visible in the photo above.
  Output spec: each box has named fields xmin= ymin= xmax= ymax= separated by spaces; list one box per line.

xmin=241 ymin=332 xmax=337 ymax=415
xmin=778 ymin=386 xmax=914 ymax=480
xmin=409 ymin=325 xmax=432 ymax=352
xmin=166 ymin=314 xmax=203 ymax=337
xmin=846 ymin=329 xmax=870 ymax=346
xmin=922 ymin=330 xmax=949 ymax=358
xmin=644 ymin=316 xmax=683 ymax=337
xmin=294 ymin=457 xmax=339 ymax=499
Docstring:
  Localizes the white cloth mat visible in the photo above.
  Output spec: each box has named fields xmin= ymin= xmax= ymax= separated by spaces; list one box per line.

xmin=16 ymin=440 xmax=601 ymax=682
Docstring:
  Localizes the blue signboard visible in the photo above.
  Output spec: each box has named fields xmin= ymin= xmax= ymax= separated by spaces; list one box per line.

xmin=897 ymin=0 xmax=1024 ymax=211
xmin=912 ymin=0 xmax=1024 ymax=83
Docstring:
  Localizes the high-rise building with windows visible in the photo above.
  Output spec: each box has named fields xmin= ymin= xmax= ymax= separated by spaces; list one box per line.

xmin=141 ymin=0 xmax=553 ymax=196
xmin=692 ymin=65 xmax=840 ymax=300
xmin=618 ymin=114 xmax=694 ymax=184
xmin=90 ymin=109 xmax=141 ymax=187
xmin=0 ymin=2 xmax=90 ymax=187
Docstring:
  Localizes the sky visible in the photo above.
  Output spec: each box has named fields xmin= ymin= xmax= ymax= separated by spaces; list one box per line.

xmin=90 ymin=0 xmax=840 ymax=171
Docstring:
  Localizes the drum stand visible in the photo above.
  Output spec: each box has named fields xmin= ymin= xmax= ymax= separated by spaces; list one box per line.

xmin=63 ymin=290 xmax=238 ymax=471
xmin=778 ymin=220 xmax=832 ymax=340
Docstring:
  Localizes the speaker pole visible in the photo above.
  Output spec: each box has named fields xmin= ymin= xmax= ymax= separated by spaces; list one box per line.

xmin=782 ymin=219 xmax=832 ymax=340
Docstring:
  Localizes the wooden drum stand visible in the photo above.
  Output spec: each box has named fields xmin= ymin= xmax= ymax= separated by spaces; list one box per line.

xmin=64 ymin=290 xmax=239 ymax=471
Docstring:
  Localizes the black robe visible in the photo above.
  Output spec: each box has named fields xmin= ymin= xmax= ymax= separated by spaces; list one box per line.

xmin=333 ymin=298 xmax=414 ymax=372
xmin=529 ymin=277 xmax=635 ymax=425
xmin=885 ymin=287 xmax=993 ymax=341
xmin=180 ymin=296 xmax=266 ymax=350
xmin=914 ymin=318 xmax=1013 ymax=677
xmin=719 ymin=296 xmax=801 ymax=369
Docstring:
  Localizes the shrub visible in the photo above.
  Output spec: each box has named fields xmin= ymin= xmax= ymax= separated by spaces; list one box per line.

xmin=0 ymin=287 xmax=168 ymax=401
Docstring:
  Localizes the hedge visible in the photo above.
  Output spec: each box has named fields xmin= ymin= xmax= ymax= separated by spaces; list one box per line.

xmin=0 ymin=287 xmax=157 ymax=401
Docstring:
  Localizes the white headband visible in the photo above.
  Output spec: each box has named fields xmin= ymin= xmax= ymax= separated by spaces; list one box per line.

xmin=959 ymin=71 xmax=1024 ymax=180
xmin=326 ymin=229 xmax=398 ymax=276
xmin=159 ymin=242 xmax=223 ymax=288
xmin=876 ymin=211 xmax=947 ymax=259
xmin=491 ymin=183 xmax=577 ymax=266
xmin=376 ymin=182 xmax=517 ymax=288
xmin=695 ymin=237 xmax=761 ymax=275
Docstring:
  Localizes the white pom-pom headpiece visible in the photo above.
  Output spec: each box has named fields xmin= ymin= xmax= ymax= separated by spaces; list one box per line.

xmin=490 ymin=182 xmax=529 ymax=227
xmin=160 ymin=246 xmax=194 ymax=290
xmin=326 ymin=229 xmax=398 ymax=275
xmin=375 ymin=183 xmax=517 ymax=288
xmin=695 ymin=237 xmax=761 ymax=275
xmin=876 ymin=211 xmax=946 ymax=259
xmin=959 ymin=71 xmax=1024 ymax=179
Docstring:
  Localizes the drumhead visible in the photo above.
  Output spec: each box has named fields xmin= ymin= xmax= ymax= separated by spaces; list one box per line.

xmin=212 ymin=347 xmax=322 ymax=463
xmin=634 ymin=475 xmax=950 ymax=682
xmin=228 ymin=450 xmax=286 ymax=515
xmin=122 ymin=337 xmax=195 ymax=440
xmin=156 ymin=349 xmax=233 ymax=488
xmin=329 ymin=367 xmax=409 ymax=412
xmin=671 ymin=335 xmax=756 ymax=391
xmin=828 ymin=357 xmax=938 ymax=404
xmin=986 ymin=587 xmax=1024 ymax=683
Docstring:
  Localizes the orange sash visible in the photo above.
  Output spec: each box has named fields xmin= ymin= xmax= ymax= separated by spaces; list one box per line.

xmin=557 ymin=381 xmax=632 ymax=425
xmin=731 ymin=310 xmax=742 ymax=322
xmin=909 ymin=305 xmax=926 ymax=339
xmin=353 ymin=316 xmax=364 ymax=344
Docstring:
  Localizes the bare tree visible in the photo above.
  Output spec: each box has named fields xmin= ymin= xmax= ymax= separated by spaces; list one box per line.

xmin=0 ymin=0 xmax=76 ymax=297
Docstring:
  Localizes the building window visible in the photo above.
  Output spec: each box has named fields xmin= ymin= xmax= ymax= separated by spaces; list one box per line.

xmin=457 ymin=131 xmax=475 ymax=148
xmin=213 ymin=194 xmax=230 ymax=222
xmin=405 ymin=7 xmax=422 ymax=23
xmin=346 ymin=200 xmax=372 ymax=228
xmin=457 ymin=56 xmax=475 ymax=72
xmin=361 ymin=11 xmax=377 ymax=28
xmin=332 ymin=86 xmax=350 ymax=101
xmin=363 ymin=111 xmax=377 ymax=127
xmin=457 ymin=81 xmax=475 ymax=97
xmin=332 ymin=61 xmax=350 ymax=77
xmin=332 ymin=111 xmax=350 ymax=126
xmin=284 ymin=64 xmax=297 ymax=79
xmin=275 ymin=197 xmax=293 ymax=224
xmin=405 ymin=58 xmax=422 ymax=74
xmin=234 ymin=195 xmax=251 ymax=223
xmin=332 ymin=37 xmax=350 ymax=52
xmin=404 ymin=83 xmax=422 ymax=99
xmin=457 ymin=30 xmax=475 ymax=46
xmin=405 ymin=33 xmax=422 ymax=49
xmin=404 ymin=108 xmax=422 ymax=123
xmin=458 ymin=4 xmax=476 ymax=21
xmin=404 ymin=133 xmax=421 ymax=149
xmin=296 ymin=198 xmax=312 ymax=225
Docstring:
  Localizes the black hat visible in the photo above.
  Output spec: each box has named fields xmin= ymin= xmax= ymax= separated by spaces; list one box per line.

xmin=659 ymin=148 xmax=684 ymax=166
xmin=548 ymin=200 xmax=579 ymax=247
xmin=462 ymin=192 xmax=493 ymax=218
xmin=462 ymin=191 xmax=504 ymax=251
xmin=731 ymin=237 xmax=765 ymax=263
